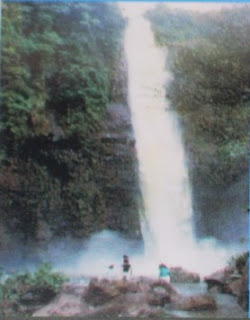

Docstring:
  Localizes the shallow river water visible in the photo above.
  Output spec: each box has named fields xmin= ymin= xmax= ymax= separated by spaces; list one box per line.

xmin=170 ymin=282 xmax=247 ymax=318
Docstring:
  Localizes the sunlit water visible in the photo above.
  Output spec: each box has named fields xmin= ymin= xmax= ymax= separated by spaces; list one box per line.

xmin=120 ymin=3 xmax=242 ymax=276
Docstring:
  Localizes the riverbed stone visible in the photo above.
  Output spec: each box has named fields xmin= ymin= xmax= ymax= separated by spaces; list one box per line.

xmin=83 ymin=279 xmax=121 ymax=306
xmin=205 ymin=267 xmax=233 ymax=291
xmin=224 ymin=279 xmax=242 ymax=296
xmin=32 ymin=277 xmax=222 ymax=317
xmin=172 ymin=294 xmax=217 ymax=311
xmin=170 ymin=267 xmax=200 ymax=283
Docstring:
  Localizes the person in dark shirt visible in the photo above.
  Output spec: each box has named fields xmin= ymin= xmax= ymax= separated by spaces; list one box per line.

xmin=122 ymin=255 xmax=132 ymax=279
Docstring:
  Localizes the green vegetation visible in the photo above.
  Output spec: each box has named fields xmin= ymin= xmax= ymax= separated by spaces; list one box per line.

xmin=2 ymin=2 xmax=125 ymax=148
xmin=0 ymin=262 xmax=68 ymax=315
xmin=147 ymin=5 xmax=249 ymax=187
xmin=146 ymin=4 xmax=212 ymax=45
xmin=228 ymin=252 xmax=248 ymax=274
xmin=234 ymin=252 xmax=249 ymax=275
xmin=0 ymin=2 xmax=126 ymax=241
xmin=147 ymin=5 xmax=249 ymax=236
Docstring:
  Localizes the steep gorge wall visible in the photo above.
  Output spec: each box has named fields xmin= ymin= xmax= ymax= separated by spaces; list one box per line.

xmin=147 ymin=5 xmax=249 ymax=244
xmin=97 ymin=48 xmax=142 ymax=239
xmin=0 ymin=3 xmax=142 ymax=251
xmin=98 ymin=103 xmax=142 ymax=238
xmin=0 ymin=51 xmax=142 ymax=250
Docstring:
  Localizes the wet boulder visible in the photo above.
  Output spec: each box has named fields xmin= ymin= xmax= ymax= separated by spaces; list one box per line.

xmin=172 ymin=294 xmax=217 ymax=311
xmin=33 ymin=276 xmax=220 ymax=317
xmin=19 ymin=287 xmax=56 ymax=306
xmin=224 ymin=279 xmax=242 ymax=296
xmin=170 ymin=267 xmax=200 ymax=283
xmin=205 ymin=267 xmax=233 ymax=292
xmin=33 ymin=292 xmax=88 ymax=317
xmin=147 ymin=280 xmax=178 ymax=306
xmin=83 ymin=279 xmax=121 ymax=306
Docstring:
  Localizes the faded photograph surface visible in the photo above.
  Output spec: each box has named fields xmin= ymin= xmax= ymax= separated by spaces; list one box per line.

xmin=0 ymin=1 xmax=249 ymax=317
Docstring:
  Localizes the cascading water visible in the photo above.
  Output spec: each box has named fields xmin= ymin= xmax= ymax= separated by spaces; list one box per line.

xmin=122 ymin=4 xmax=234 ymax=275
xmin=125 ymin=14 xmax=195 ymax=262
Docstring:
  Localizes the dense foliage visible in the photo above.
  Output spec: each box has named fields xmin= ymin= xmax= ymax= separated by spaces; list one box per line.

xmin=0 ymin=2 xmax=126 ymax=242
xmin=2 ymin=2 xmax=124 ymax=148
xmin=147 ymin=5 xmax=249 ymax=236
xmin=147 ymin=5 xmax=249 ymax=186
xmin=0 ymin=262 xmax=68 ymax=315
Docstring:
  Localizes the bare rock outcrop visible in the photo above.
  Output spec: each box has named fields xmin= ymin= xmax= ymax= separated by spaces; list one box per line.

xmin=172 ymin=294 xmax=217 ymax=311
xmin=205 ymin=253 xmax=249 ymax=311
xmin=170 ymin=267 xmax=200 ymax=283
xmin=205 ymin=267 xmax=234 ymax=292
xmin=32 ymin=277 xmax=217 ymax=317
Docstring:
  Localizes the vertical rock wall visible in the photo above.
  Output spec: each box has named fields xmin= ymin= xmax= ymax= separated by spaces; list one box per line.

xmin=98 ymin=103 xmax=142 ymax=238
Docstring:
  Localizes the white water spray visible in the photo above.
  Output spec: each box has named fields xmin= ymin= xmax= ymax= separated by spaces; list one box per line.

xmin=121 ymin=4 xmax=236 ymax=276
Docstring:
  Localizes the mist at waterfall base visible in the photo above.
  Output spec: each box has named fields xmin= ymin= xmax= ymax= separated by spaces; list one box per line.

xmin=53 ymin=230 xmax=243 ymax=278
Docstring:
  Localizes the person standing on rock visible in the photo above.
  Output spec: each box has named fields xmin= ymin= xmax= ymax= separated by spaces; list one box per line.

xmin=122 ymin=255 xmax=132 ymax=279
xmin=159 ymin=263 xmax=171 ymax=283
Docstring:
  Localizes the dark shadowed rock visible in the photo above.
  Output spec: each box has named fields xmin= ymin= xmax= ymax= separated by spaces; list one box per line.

xmin=19 ymin=287 xmax=57 ymax=305
xmin=224 ymin=279 xmax=242 ymax=296
xmin=205 ymin=255 xmax=248 ymax=312
xmin=205 ymin=267 xmax=233 ymax=291
xmin=238 ymin=265 xmax=249 ymax=311
xmin=97 ymin=102 xmax=142 ymax=238
xmin=147 ymin=279 xmax=178 ymax=306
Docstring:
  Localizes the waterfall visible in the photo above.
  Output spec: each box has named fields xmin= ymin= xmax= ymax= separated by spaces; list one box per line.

xmin=125 ymin=15 xmax=195 ymax=262
xmin=122 ymin=4 xmax=234 ymax=275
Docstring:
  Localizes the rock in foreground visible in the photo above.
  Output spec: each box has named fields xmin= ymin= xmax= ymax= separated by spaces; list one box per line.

xmin=205 ymin=252 xmax=249 ymax=311
xmin=172 ymin=294 xmax=217 ymax=311
xmin=170 ymin=267 xmax=200 ymax=283
xmin=33 ymin=277 xmax=217 ymax=317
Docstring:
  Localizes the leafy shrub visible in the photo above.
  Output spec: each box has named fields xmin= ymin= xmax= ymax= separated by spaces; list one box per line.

xmin=0 ymin=262 xmax=68 ymax=303
xmin=235 ymin=252 xmax=248 ymax=275
xmin=32 ymin=262 xmax=68 ymax=292
xmin=0 ymin=2 xmax=126 ymax=242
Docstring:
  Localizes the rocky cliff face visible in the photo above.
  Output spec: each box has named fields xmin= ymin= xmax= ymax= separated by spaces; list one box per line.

xmin=97 ymin=45 xmax=142 ymax=238
xmin=193 ymin=173 xmax=248 ymax=246
xmin=98 ymin=102 xmax=142 ymax=238
xmin=0 ymin=47 xmax=142 ymax=251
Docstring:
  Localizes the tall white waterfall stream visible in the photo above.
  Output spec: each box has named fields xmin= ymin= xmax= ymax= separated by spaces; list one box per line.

xmin=122 ymin=5 xmax=233 ymax=275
